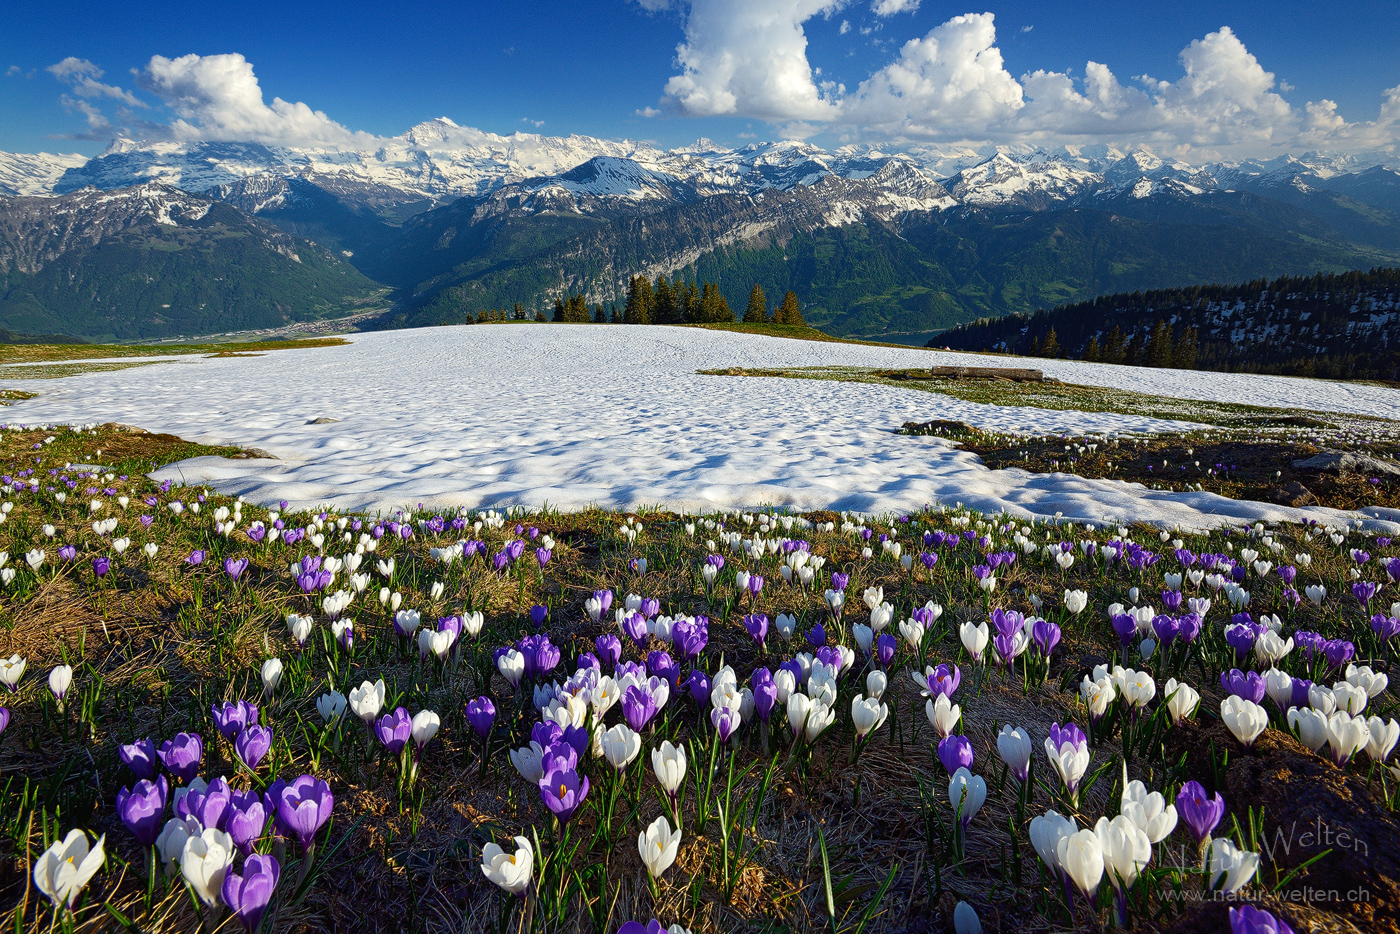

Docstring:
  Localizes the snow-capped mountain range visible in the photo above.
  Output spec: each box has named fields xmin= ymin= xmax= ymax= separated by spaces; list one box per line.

xmin=4 ymin=117 xmax=1396 ymax=219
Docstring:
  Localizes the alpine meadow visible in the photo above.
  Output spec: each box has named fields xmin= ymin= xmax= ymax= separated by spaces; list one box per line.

xmin=3 ymin=4 xmax=1400 ymax=934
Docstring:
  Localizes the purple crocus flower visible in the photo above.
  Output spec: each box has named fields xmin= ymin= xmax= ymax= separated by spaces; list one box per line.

xmin=539 ymin=767 xmax=589 ymax=824
xmin=712 ymin=705 xmax=741 ymax=742
xmin=744 ymin=613 xmax=769 ymax=646
xmin=536 ymin=547 xmax=552 ymax=567
xmin=990 ymin=608 xmax=1023 ymax=639
xmin=529 ymin=605 xmax=549 ymax=628
xmin=466 ymin=697 xmax=496 ymax=737
xmin=559 ymin=725 xmax=589 ymax=760
xmin=1031 ymin=619 xmax=1061 ymax=657
xmin=621 ymin=685 xmax=658 ymax=732
xmin=247 ymin=524 xmax=266 ymax=544
xmin=647 ymin=650 xmax=680 ymax=688
xmin=222 ymin=853 xmax=280 ymax=932
xmin=1290 ymin=677 xmax=1314 ymax=709
xmin=224 ymin=557 xmax=249 ymax=581
xmin=1228 ymin=904 xmax=1295 ymax=934
xmin=116 ymin=775 xmax=169 ymax=845
xmin=158 ymin=732 xmax=203 ymax=783
xmin=937 ymin=735 xmax=974 ymax=775
xmin=927 ymin=663 xmax=961 ymax=698
xmin=236 ymin=724 xmax=273 ymax=770
xmin=1225 ymin=624 xmax=1256 ymax=658
xmin=183 ymin=777 xmax=233 ymax=831
xmin=1220 ymin=669 xmax=1267 ymax=704
xmin=1295 ymin=631 xmax=1325 ymax=661
xmin=58 ymin=545 xmax=77 ymax=562
xmin=1176 ymin=613 xmax=1203 ymax=643
xmin=274 ymin=775 xmax=334 ymax=850
xmin=807 ymin=623 xmax=826 ymax=648
xmin=1110 ymin=613 xmax=1137 ymax=646
xmin=1176 ymin=781 xmax=1225 ymax=844
xmin=673 ymin=618 xmax=708 ymax=660
xmin=212 ymin=700 xmax=259 ymax=741
xmin=747 ymin=574 xmax=764 ymax=596
xmin=640 ymin=597 xmax=660 ymax=619
xmin=1372 ymin=614 xmax=1400 ymax=641
xmin=1323 ymin=639 xmax=1356 ymax=670
xmin=686 ymin=670 xmax=712 ymax=707
xmin=595 ymin=634 xmax=622 ymax=669
xmin=1353 ymin=581 xmax=1380 ymax=608
xmin=815 ymin=645 xmax=843 ymax=674
xmin=532 ymin=722 xmax=564 ymax=750
xmin=375 ymin=707 xmax=413 ymax=756
xmin=1045 ymin=720 xmax=1084 ymax=760
xmin=750 ymin=668 xmax=777 ymax=722
xmin=576 ymin=652 xmax=600 ymax=672
xmin=119 ymin=738 xmax=158 ymax=780
xmin=1278 ymin=565 xmax=1297 ymax=586
xmin=875 ymin=633 xmax=896 ymax=668
xmin=226 ymin=788 xmax=268 ymax=855
xmin=1386 ymin=556 xmax=1400 ymax=584
xmin=620 ymin=611 xmax=648 ymax=648
xmin=829 ymin=571 xmax=849 ymax=591
xmin=92 ymin=557 xmax=110 ymax=577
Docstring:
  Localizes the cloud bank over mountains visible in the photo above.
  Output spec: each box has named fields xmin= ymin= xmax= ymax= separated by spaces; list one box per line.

xmin=650 ymin=2 xmax=1400 ymax=159
xmin=34 ymin=4 xmax=1400 ymax=162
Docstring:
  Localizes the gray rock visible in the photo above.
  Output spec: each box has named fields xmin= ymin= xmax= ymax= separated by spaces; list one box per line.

xmin=1291 ymin=451 xmax=1400 ymax=477
xmin=308 ymin=417 xmax=339 ymax=424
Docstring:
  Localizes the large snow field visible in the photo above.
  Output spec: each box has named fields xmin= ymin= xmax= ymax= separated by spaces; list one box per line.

xmin=3 ymin=325 xmax=1399 ymax=530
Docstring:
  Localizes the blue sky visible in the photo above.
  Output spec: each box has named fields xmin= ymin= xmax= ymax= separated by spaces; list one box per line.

xmin=2 ymin=1 xmax=1398 ymax=157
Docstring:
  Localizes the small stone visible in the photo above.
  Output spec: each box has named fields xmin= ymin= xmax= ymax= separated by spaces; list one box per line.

xmin=308 ymin=417 xmax=340 ymax=424
xmin=1276 ymin=481 xmax=1315 ymax=508
xmin=1291 ymin=451 xmax=1400 ymax=477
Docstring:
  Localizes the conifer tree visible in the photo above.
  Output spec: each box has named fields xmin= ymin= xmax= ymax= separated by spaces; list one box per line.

xmin=1040 ymin=327 xmax=1060 ymax=358
xmin=653 ymin=275 xmax=679 ymax=324
xmin=774 ymin=290 xmax=804 ymax=326
xmin=624 ymin=276 xmax=654 ymax=324
xmin=1102 ymin=326 xmax=1127 ymax=364
xmin=679 ymin=281 xmax=701 ymax=322
xmin=744 ymin=284 xmax=768 ymax=323
xmin=1145 ymin=320 xmax=1174 ymax=368
xmin=1083 ymin=336 xmax=1101 ymax=362
xmin=552 ymin=297 xmax=565 ymax=323
xmin=594 ymin=303 xmax=607 ymax=323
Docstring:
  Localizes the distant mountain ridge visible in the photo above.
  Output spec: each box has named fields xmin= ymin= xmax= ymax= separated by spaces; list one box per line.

xmin=3 ymin=123 xmax=1400 ymax=341
xmin=0 ymin=184 xmax=382 ymax=341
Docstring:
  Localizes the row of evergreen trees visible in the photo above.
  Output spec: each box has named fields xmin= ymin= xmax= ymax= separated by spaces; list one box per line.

xmin=938 ymin=266 xmax=1400 ymax=380
xmin=543 ymin=276 xmax=807 ymax=327
xmin=1028 ymin=321 xmax=1199 ymax=369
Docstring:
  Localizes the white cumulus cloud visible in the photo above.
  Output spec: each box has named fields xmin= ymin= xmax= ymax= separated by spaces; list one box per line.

xmin=47 ymin=57 xmax=143 ymax=107
xmin=136 ymin=53 xmax=373 ymax=148
xmin=648 ymin=7 xmax=1400 ymax=158
xmin=871 ymin=0 xmax=919 ymax=15
xmin=661 ymin=0 xmax=844 ymax=121
xmin=843 ymin=13 xmax=1024 ymax=138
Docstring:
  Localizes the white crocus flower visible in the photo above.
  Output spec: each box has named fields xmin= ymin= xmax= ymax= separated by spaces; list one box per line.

xmin=181 ymin=828 xmax=235 ymax=907
xmin=638 ymin=815 xmax=681 ymax=879
xmin=33 ymin=829 xmax=105 ymax=909
xmin=481 ymin=836 xmax=533 ymax=895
